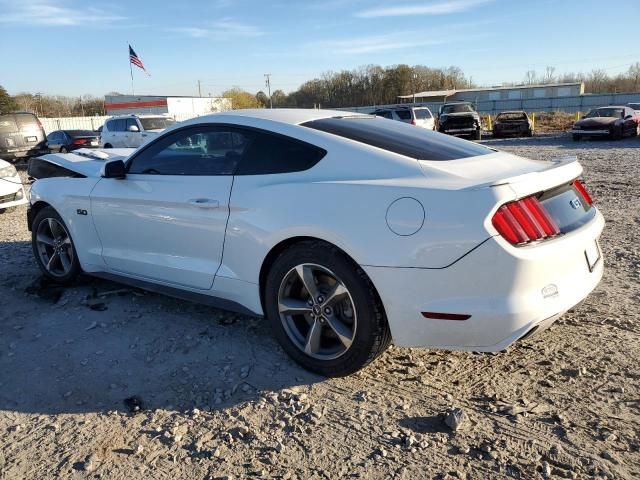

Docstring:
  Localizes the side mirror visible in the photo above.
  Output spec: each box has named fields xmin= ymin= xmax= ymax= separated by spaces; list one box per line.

xmin=102 ymin=160 xmax=126 ymax=179
xmin=128 ymin=124 xmax=140 ymax=132
xmin=624 ymin=114 xmax=633 ymax=120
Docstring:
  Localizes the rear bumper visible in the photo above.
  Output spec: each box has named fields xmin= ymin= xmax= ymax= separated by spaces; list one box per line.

xmin=0 ymin=147 xmax=50 ymax=161
xmin=364 ymin=210 xmax=605 ymax=351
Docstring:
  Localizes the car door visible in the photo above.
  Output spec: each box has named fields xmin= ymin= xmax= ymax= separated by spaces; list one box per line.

xmin=623 ymin=108 xmax=636 ymax=135
xmin=125 ymin=118 xmax=143 ymax=148
xmin=46 ymin=132 xmax=60 ymax=151
xmin=90 ymin=125 xmax=251 ymax=290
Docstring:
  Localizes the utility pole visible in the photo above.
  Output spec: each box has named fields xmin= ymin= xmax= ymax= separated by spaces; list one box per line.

xmin=198 ymin=80 xmax=202 ymax=97
xmin=264 ymin=74 xmax=272 ymax=108
xmin=79 ymin=95 xmax=85 ymax=116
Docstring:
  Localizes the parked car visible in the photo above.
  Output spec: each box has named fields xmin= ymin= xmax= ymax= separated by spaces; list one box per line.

xmin=100 ymin=114 xmax=175 ymax=148
xmin=47 ymin=130 xmax=100 ymax=152
xmin=437 ymin=102 xmax=482 ymax=140
xmin=627 ymin=102 xmax=640 ymax=114
xmin=492 ymin=111 xmax=533 ymax=138
xmin=0 ymin=159 xmax=28 ymax=213
xmin=371 ymin=106 xmax=435 ymax=130
xmin=0 ymin=112 xmax=49 ymax=163
xmin=571 ymin=106 xmax=639 ymax=141
xmin=27 ymin=109 xmax=604 ymax=376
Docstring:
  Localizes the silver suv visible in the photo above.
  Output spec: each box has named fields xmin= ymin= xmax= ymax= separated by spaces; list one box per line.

xmin=100 ymin=114 xmax=175 ymax=148
xmin=372 ymin=106 xmax=435 ymax=130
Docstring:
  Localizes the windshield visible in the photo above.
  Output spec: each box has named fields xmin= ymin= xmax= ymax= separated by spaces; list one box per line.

xmin=441 ymin=104 xmax=474 ymax=114
xmin=302 ymin=116 xmax=491 ymax=161
xmin=497 ymin=112 xmax=527 ymax=121
xmin=628 ymin=103 xmax=640 ymax=111
xmin=139 ymin=117 xmax=175 ymax=130
xmin=586 ymin=108 xmax=623 ymax=118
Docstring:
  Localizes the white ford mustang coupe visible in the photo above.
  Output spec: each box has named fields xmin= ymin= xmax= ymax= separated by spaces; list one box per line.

xmin=27 ymin=109 xmax=604 ymax=376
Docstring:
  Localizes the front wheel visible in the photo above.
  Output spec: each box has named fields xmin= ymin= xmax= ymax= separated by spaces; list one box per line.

xmin=264 ymin=241 xmax=391 ymax=377
xmin=32 ymin=206 xmax=81 ymax=284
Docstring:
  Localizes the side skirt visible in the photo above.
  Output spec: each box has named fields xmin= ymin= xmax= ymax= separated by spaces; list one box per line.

xmin=90 ymin=271 xmax=261 ymax=318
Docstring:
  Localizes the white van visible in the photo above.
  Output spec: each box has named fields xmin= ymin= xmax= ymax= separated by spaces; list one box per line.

xmin=100 ymin=115 xmax=175 ymax=148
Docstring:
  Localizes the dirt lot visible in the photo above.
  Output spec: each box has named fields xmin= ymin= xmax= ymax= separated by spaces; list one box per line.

xmin=1 ymin=134 xmax=638 ymax=480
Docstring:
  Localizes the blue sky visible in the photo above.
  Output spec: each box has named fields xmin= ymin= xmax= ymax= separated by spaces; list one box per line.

xmin=1 ymin=0 xmax=639 ymax=98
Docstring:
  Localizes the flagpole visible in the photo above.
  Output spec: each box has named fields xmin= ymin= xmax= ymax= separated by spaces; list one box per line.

xmin=128 ymin=42 xmax=135 ymax=95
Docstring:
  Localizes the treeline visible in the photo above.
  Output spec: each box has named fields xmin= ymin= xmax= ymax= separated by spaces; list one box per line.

xmin=2 ymin=62 xmax=639 ymax=117
xmin=253 ymin=64 xmax=472 ymax=109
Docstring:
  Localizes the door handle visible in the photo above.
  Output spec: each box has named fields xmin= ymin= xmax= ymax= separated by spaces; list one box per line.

xmin=188 ymin=198 xmax=219 ymax=209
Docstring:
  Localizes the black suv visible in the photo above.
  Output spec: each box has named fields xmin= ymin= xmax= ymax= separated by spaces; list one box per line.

xmin=437 ymin=102 xmax=482 ymax=140
xmin=0 ymin=112 xmax=49 ymax=163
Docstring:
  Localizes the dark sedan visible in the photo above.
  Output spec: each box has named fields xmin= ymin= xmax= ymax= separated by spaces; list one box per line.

xmin=571 ymin=106 xmax=639 ymax=141
xmin=492 ymin=111 xmax=533 ymax=138
xmin=46 ymin=130 xmax=100 ymax=152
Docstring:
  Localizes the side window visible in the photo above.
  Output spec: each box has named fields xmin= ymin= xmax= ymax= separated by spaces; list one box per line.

xmin=235 ymin=130 xmax=326 ymax=175
xmin=105 ymin=120 xmax=115 ymax=132
xmin=128 ymin=127 xmax=253 ymax=176
xmin=395 ymin=110 xmax=412 ymax=120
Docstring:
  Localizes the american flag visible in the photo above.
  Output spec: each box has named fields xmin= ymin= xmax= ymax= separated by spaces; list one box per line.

xmin=129 ymin=45 xmax=149 ymax=75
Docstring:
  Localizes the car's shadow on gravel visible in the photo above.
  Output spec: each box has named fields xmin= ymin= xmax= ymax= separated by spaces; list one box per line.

xmin=0 ymin=241 xmax=321 ymax=416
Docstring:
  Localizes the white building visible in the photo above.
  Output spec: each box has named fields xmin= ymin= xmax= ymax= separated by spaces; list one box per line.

xmin=104 ymin=95 xmax=232 ymax=116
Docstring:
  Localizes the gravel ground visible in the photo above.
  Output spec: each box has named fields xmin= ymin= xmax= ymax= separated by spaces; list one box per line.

xmin=0 ymin=134 xmax=638 ymax=480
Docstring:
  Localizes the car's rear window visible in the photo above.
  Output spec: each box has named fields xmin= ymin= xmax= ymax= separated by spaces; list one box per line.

xmin=15 ymin=113 xmax=39 ymax=128
xmin=497 ymin=112 xmax=527 ymax=120
xmin=0 ymin=115 xmax=18 ymax=132
xmin=302 ymin=116 xmax=491 ymax=161
xmin=414 ymin=109 xmax=432 ymax=119
xmin=66 ymin=130 xmax=96 ymax=137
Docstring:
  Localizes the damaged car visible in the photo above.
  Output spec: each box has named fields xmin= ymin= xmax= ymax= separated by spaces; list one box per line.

xmin=437 ymin=102 xmax=482 ymax=140
xmin=26 ymin=109 xmax=604 ymax=376
xmin=492 ymin=111 xmax=533 ymax=138
xmin=571 ymin=106 xmax=639 ymax=141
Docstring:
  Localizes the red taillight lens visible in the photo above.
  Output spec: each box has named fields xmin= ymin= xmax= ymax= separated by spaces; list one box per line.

xmin=492 ymin=195 xmax=560 ymax=245
xmin=72 ymin=138 xmax=88 ymax=145
xmin=411 ymin=119 xmax=416 ymax=125
xmin=573 ymin=180 xmax=593 ymax=205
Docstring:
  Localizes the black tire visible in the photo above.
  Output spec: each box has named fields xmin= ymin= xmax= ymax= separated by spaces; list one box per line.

xmin=526 ymin=129 xmax=533 ymax=137
xmin=60 ymin=147 xmax=68 ymax=153
xmin=473 ymin=128 xmax=482 ymax=141
xmin=612 ymin=126 xmax=623 ymax=140
xmin=572 ymin=134 xmax=581 ymax=141
xmin=103 ymin=143 xmax=113 ymax=148
xmin=264 ymin=240 xmax=391 ymax=377
xmin=31 ymin=206 xmax=81 ymax=284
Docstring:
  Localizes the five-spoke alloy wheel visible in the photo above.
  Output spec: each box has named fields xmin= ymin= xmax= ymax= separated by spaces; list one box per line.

xmin=278 ymin=263 xmax=357 ymax=361
xmin=265 ymin=240 xmax=391 ymax=377
xmin=32 ymin=206 xmax=81 ymax=283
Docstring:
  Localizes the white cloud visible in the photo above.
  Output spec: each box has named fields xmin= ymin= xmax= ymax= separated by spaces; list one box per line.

xmin=356 ymin=0 xmax=492 ymax=18
xmin=170 ymin=18 xmax=264 ymax=39
xmin=0 ymin=0 xmax=126 ymax=26
xmin=306 ymin=33 xmax=443 ymax=55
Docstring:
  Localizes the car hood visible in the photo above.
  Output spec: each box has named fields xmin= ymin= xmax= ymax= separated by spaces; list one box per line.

xmin=35 ymin=148 xmax=135 ymax=177
xmin=575 ymin=117 xmax=618 ymax=127
xmin=441 ymin=112 xmax=478 ymax=118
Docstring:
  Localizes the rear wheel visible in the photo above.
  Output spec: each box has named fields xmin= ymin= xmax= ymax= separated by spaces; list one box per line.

xmin=264 ymin=241 xmax=390 ymax=377
xmin=103 ymin=143 xmax=113 ymax=148
xmin=32 ymin=206 xmax=81 ymax=284
xmin=60 ymin=147 xmax=68 ymax=153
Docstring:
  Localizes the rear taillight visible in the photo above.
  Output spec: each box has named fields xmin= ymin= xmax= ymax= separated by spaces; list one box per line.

xmin=573 ymin=180 xmax=593 ymax=205
xmin=72 ymin=139 xmax=88 ymax=145
xmin=492 ymin=195 xmax=560 ymax=245
xmin=411 ymin=119 xmax=416 ymax=126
